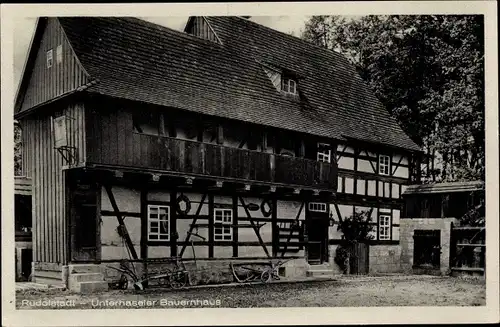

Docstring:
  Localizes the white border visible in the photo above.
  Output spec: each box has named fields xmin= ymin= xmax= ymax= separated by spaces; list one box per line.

xmin=1 ymin=2 xmax=498 ymax=326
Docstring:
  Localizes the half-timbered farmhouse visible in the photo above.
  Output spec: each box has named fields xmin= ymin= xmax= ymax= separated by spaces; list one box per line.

xmin=14 ymin=16 xmax=422 ymax=291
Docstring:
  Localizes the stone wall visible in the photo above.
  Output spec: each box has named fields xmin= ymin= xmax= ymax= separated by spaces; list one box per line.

xmin=400 ymin=218 xmax=457 ymax=275
xmin=369 ymin=245 xmax=402 ymax=274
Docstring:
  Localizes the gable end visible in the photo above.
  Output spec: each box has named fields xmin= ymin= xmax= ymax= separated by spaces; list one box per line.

xmin=15 ymin=17 xmax=91 ymax=116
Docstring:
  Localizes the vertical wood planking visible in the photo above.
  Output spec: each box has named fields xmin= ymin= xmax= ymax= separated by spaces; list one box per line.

xmin=23 ymin=102 xmax=85 ymax=265
xmin=19 ymin=18 xmax=89 ymax=114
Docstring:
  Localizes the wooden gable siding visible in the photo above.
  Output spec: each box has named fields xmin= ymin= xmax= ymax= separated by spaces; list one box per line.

xmin=19 ymin=18 xmax=90 ymax=113
xmin=20 ymin=102 xmax=86 ymax=264
xmin=186 ymin=17 xmax=220 ymax=43
xmin=263 ymin=66 xmax=282 ymax=91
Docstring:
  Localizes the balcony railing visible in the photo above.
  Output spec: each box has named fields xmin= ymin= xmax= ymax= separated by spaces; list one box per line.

xmin=87 ymin=133 xmax=337 ymax=190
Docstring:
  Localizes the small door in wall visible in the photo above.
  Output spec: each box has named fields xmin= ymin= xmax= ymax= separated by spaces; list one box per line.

xmin=413 ymin=229 xmax=441 ymax=268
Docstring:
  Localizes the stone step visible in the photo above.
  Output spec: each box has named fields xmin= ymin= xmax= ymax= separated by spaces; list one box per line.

xmin=69 ymin=273 xmax=104 ymax=283
xmin=68 ymin=264 xmax=102 ymax=274
xmin=307 ymin=264 xmax=334 ymax=277
xmin=33 ymin=270 xmax=62 ymax=279
xmin=70 ymin=281 xmax=109 ymax=294
xmin=33 ymin=276 xmax=65 ymax=287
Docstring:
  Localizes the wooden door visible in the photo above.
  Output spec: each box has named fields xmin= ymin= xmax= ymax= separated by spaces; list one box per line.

xmin=349 ymin=242 xmax=369 ymax=274
xmin=306 ymin=216 xmax=329 ymax=264
xmin=69 ymin=181 xmax=100 ymax=262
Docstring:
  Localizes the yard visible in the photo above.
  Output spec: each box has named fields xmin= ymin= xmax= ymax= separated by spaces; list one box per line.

xmin=16 ymin=276 xmax=486 ymax=309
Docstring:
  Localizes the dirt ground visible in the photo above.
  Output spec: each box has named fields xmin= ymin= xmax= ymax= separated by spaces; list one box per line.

xmin=15 ymin=276 xmax=486 ymax=309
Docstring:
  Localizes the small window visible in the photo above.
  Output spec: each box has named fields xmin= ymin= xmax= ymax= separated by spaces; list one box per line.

xmin=56 ymin=45 xmax=63 ymax=64
xmin=379 ymin=215 xmax=391 ymax=240
xmin=214 ymin=208 xmax=232 ymax=241
xmin=133 ymin=112 xmax=162 ymax=136
xmin=46 ymin=49 xmax=53 ymax=68
xmin=281 ymin=77 xmax=297 ymax=95
xmin=379 ymin=155 xmax=390 ymax=175
xmin=309 ymin=202 xmax=327 ymax=213
xmin=317 ymin=143 xmax=331 ymax=163
xmin=148 ymin=205 xmax=170 ymax=241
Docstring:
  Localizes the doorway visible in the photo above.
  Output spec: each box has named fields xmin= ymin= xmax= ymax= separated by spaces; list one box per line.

xmin=306 ymin=208 xmax=329 ymax=265
xmin=413 ymin=229 xmax=441 ymax=269
xmin=69 ymin=179 xmax=100 ymax=262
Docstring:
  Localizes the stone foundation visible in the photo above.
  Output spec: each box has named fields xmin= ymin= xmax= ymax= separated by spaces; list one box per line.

xmin=99 ymin=257 xmax=309 ymax=289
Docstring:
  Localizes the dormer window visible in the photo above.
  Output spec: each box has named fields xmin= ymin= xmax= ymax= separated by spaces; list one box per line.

xmin=281 ymin=77 xmax=297 ymax=95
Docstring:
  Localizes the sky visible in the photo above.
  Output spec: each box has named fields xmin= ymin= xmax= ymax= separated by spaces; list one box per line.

xmin=13 ymin=16 xmax=310 ymax=90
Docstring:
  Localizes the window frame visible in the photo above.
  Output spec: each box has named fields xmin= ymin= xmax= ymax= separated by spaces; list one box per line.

xmin=317 ymin=142 xmax=332 ymax=163
xmin=147 ymin=204 xmax=170 ymax=241
xmin=281 ymin=77 xmax=297 ymax=95
xmin=46 ymin=49 xmax=53 ymax=68
xmin=56 ymin=44 xmax=63 ymax=64
xmin=308 ymin=202 xmax=328 ymax=213
xmin=378 ymin=154 xmax=391 ymax=176
xmin=378 ymin=214 xmax=391 ymax=240
xmin=214 ymin=208 xmax=233 ymax=241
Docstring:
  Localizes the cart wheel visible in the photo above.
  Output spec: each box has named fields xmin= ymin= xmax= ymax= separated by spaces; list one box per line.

xmin=261 ymin=269 xmax=272 ymax=283
xmin=119 ymin=274 xmax=128 ymax=290
xmin=169 ymin=271 xmax=188 ymax=289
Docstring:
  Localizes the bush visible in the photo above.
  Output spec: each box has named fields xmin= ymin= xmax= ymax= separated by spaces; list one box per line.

xmin=334 ymin=210 xmax=375 ymax=273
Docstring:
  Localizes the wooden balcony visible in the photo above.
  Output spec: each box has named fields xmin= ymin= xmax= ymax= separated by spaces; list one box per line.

xmin=86 ymin=133 xmax=337 ymax=190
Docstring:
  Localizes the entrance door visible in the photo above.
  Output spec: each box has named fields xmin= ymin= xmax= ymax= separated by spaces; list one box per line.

xmin=306 ymin=215 xmax=329 ymax=264
xmin=413 ymin=229 xmax=441 ymax=268
xmin=69 ymin=180 xmax=99 ymax=262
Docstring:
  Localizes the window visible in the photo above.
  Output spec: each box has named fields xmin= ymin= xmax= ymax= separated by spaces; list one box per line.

xmin=379 ymin=155 xmax=390 ymax=175
xmin=133 ymin=112 xmax=162 ymax=136
xmin=379 ymin=215 xmax=391 ymax=240
xmin=309 ymin=202 xmax=327 ymax=213
xmin=281 ymin=77 xmax=297 ymax=95
xmin=148 ymin=205 xmax=170 ymax=241
xmin=46 ymin=49 xmax=53 ymax=68
xmin=56 ymin=45 xmax=63 ymax=64
xmin=214 ymin=208 xmax=232 ymax=241
xmin=317 ymin=143 xmax=331 ymax=163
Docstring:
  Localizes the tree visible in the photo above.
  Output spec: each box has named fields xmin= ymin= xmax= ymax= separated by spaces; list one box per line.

xmin=302 ymin=15 xmax=485 ymax=182
xmin=14 ymin=121 xmax=22 ymax=176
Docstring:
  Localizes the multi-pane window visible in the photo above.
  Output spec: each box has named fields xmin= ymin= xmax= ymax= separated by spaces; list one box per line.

xmin=214 ymin=208 xmax=232 ymax=241
xmin=148 ymin=205 xmax=169 ymax=241
xmin=379 ymin=215 xmax=391 ymax=240
xmin=309 ymin=202 xmax=327 ymax=213
xmin=379 ymin=155 xmax=390 ymax=175
xmin=317 ymin=143 xmax=332 ymax=163
xmin=281 ymin=77 xmax=297 ymax=95
xmin=46 ymin=49 xmax=53 ymax=68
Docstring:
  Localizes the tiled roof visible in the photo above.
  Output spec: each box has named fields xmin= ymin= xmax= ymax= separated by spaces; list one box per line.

xmin=403 ymin=181 xmax=484 ymax=195
xmin=58 ymin=16 xmax=420 ymax=151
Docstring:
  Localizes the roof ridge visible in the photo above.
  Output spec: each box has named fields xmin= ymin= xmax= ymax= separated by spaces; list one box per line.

xmin=224 ymin=16 xmax=348 ymax=61
xmin=111 ymin=17 xmax=224 ymax=47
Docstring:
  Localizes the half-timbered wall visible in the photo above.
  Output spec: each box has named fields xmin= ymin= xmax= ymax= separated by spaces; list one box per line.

xmin=335 ymin=143 xmax=411 ymax=200
xmin=20 ymin=102 xmax=86 ymax=264
xmin=329 ymin=203 xmax=401 ymax=243
xmin=18 ymin=18 xmax=89 ymax=113
xmin=98 ymin=185 xmax=305 ymax=261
